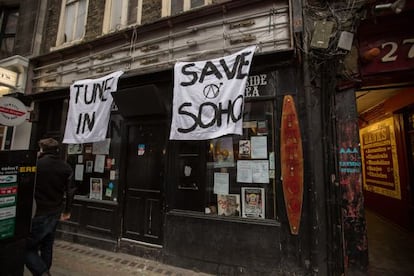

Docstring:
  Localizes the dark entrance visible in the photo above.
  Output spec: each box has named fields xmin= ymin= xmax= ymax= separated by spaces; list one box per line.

xmin=122 ymin=121 xmax=166 ymax=245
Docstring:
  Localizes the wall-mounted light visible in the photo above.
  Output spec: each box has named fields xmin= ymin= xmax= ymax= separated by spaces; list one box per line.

xmin=361 ymin=47 xmax=381 ymax=62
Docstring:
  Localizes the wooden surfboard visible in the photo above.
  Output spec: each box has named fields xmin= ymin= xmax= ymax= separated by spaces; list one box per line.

xmin=280 ymin=95 xmax=304 ymax=235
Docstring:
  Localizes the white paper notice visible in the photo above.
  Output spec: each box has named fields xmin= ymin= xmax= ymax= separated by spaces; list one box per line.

xmin=269 ymin=152 xmax=275 ymax=170
xmin=94 ymin=154 xmax=105 ymax=173
xmin=214 ymin=172 xmax=229 ymax=195
xmin=237 ymin=160 xmax=253 ymax=183
xmin=252 ymin=160 xmax=269 ymax=183
xmin=75 ymin=164 xmax=84 ymax=181
xmin=251 ymin=136 xmax=267 ymax=159
xmin=110 ymin=170 xmax=116 ymax=180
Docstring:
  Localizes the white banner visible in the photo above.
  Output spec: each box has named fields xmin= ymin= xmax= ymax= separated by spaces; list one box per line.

xmin=63 ymin=71 xmax=123 ymax=144
xmin=169 ymin=46 xmax=256 ymax=140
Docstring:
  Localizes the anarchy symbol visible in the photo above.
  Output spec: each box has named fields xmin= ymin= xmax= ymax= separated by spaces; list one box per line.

xmin=203 ymin=83 xmax=223 ymax=99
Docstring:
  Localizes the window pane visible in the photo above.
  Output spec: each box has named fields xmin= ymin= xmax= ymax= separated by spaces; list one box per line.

xmin=110 ymin=0 xmax=122 ymax=30
xmin=174 ymin=100 xmax=276 ymax=220
xmin=0 ymin=37 xmax=14 ymax=55
xmin=127 ymin=0 xmax=138 ymax=25
xmin=75 ymin=0 xmax=87 ymax=40
xmin=171 ymin=0 xmax=183 ymax=15
xmin=4 ymin=11 xmax=18 ymax=34
xmin=64 ymin=3 xmax=75 ymax=41
xmin=190 ymin=0 xmax=204 ymax=8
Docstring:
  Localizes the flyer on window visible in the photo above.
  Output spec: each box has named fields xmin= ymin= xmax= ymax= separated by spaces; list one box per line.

xmin=217 ymin=194 xmax=240 ymax=217
xmin=241 ymin=187 xmax=265 ymax=218
xmin=90 ymin=178 xmax=103 ymax=200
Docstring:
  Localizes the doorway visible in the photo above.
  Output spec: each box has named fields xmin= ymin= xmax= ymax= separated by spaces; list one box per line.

xmin=122 ymin=121 xmax=167 ymax=245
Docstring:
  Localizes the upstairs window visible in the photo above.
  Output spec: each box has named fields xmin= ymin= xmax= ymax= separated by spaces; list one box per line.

xmin=103 ymin=0 xmax=142 ymax=33
xmin=0 ymin=8 xmax=19 ymax=58
xmin=56 ymin=0 xmax=87 ymax=46
xmin=162 ymin=0 xmax=211 ymax=17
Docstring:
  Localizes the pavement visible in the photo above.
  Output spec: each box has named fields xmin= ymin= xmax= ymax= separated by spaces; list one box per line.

xmin=22 ymin=210 xmax=414 ymax=276
xmin=24 ymin=240 xmax=212 ymax=276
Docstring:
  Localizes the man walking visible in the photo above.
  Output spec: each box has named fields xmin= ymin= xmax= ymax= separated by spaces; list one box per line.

xmin=25 ymin=138 xmax=75 ymax=276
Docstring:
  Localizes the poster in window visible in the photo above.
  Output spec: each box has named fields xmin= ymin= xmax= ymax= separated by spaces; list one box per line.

xmin=217 ymin=194 xmax=240 ymax=217
xmin=212 ymin=136 xmax=235 ymax=168
xmin=241 ymin=187 xmax=265 ymax=219
xmin=251 ymin=136 xmax=267 ymax=159
xmin=90 ymin=178 xmax=103 ymax=200
xmin=85 ymin=161 xmax=93 ymax=173
xmin=67 ymin=144 xmax=83 ymax=155
xmin=239 ymin=140 xmax=251 ymax=159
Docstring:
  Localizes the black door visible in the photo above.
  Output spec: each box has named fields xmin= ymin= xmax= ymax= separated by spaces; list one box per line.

xmin=122 ymin=121 xmax=166 ymax=245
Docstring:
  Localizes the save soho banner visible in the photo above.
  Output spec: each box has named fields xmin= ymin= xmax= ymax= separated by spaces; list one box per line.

xmin=63 ymin=71 xmax=123 ymax=144
xmin=169 ymin=45 xmax=256 ymax=140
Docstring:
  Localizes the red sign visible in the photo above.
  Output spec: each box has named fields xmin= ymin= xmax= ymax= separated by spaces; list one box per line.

xmin=358 ymin=12 xmax=414 ymax=79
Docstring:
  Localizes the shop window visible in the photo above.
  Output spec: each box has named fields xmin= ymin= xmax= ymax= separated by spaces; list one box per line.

xmin=56 ymin=0 xmax=87 ymax=47
xmin=174 ymin=100 xmax=277 ymax=220
xmin=161 ymin=0 xmax=211 ymax=17
xmin=0 ymin=7 xmax=19 ymax=59
xmin=103 ymin=0 xmax=142 ymax=34
xmin=66 ymin=114 xmax=122 ymax=203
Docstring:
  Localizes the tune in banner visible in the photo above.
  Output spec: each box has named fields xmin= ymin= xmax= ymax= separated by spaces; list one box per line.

xmin=169 ymin=46 xmax=256 ymax=140
xmin=63 ymin=71 xmax=123 ymax=144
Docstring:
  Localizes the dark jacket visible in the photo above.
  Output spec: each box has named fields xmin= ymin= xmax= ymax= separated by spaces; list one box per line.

xmin=34 ymin=152 xmax=75 ymax=216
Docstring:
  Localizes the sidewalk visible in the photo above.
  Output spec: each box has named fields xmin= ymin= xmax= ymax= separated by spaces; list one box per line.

xmin=24 ymin=240 xmax=212 ymax=276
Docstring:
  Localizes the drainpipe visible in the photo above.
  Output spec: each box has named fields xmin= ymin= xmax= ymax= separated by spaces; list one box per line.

xmin=302 ymin=16 xmax=329 ymax=276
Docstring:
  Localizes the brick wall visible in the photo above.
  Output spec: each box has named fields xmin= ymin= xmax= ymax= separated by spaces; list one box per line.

xmin=14 ymin=0 xmax=40 ymax=56
xmin=85 ymin=0 xmax=105 ymax=41
xmin=142 ymin=0 xmax=162 ymax=24
xmin=41 ymin=0 xmax=60 ymax=54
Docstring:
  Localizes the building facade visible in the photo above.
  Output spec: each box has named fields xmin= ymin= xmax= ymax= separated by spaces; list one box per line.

xmin=22 ymin=0 xmax=399 ymax=274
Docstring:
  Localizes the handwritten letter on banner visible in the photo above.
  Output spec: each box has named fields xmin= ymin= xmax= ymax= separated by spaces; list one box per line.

xmin=169 ymin=46 xmax=256 ymax=140
xmin=63 ymin=71 xmax=124 ymax=144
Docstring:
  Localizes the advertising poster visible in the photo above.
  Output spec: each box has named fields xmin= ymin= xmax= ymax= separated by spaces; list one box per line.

xmin=241 ymin=187 xmax=265 ymax=219
xmin=0 ymin=151 xmax=36 ymax=242
xmin=90 ymin=178 xmax=103 ymax=200
xmin=359 ymin=117 xmax=401 ymax=199
xmin=217 ymin=194 xmax=240 ymax=217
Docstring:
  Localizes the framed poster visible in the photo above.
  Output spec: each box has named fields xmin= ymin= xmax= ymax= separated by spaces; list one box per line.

xmin=241 ymin=187 xmax=265 ymax=219
xmin=217 ymin=194 xmax=240 ymax=217
xmin=90 ymin=178 xmax=103 ymax=200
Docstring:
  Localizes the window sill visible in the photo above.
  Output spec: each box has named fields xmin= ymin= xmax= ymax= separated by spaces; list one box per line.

xmin=74 ymin=195 xmax=118 ymax=206
xmin=167 ymin=209 xmax=280 ymax=227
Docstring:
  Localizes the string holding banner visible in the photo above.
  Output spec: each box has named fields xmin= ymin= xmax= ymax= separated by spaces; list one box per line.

xmin=63 ymin=71 xmax=124 ymax=144
xmin=169 ymin=45 xmax=256 ymax=141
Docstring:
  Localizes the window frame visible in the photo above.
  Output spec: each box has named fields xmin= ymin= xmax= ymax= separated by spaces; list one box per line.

xmin=0 ymin=7 xmax=19 ymax=58
xmin=103 ymin=0 xmax=143 ymax=34
xmin=161 ymin=0 xmax=212 ymax=17
xmin=55 ymin=0 xmax=88 ymax=47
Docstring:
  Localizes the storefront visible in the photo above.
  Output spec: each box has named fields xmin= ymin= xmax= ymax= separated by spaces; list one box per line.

xmin=25 ymin=1 xmax=331 ymax=274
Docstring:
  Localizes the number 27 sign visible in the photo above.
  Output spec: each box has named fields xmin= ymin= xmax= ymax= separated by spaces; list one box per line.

xmin=358 ymin=14 xmax=414 ymax=77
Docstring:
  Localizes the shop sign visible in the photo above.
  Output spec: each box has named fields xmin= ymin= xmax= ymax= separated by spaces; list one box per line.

xmin=358 ymin=13 xmax=414 ymax=77
xmin=63 ymin=71 xmax=124 ymax=144
xmin=0 ymin=67 xmax=17 ymax=88
xmin=0 ymin=96 xmax=27 ymax=126
xmin=359 ymin=117 xmax=401 ymax=199
xmin=170 ymin=45 xmax=256 ymax=140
